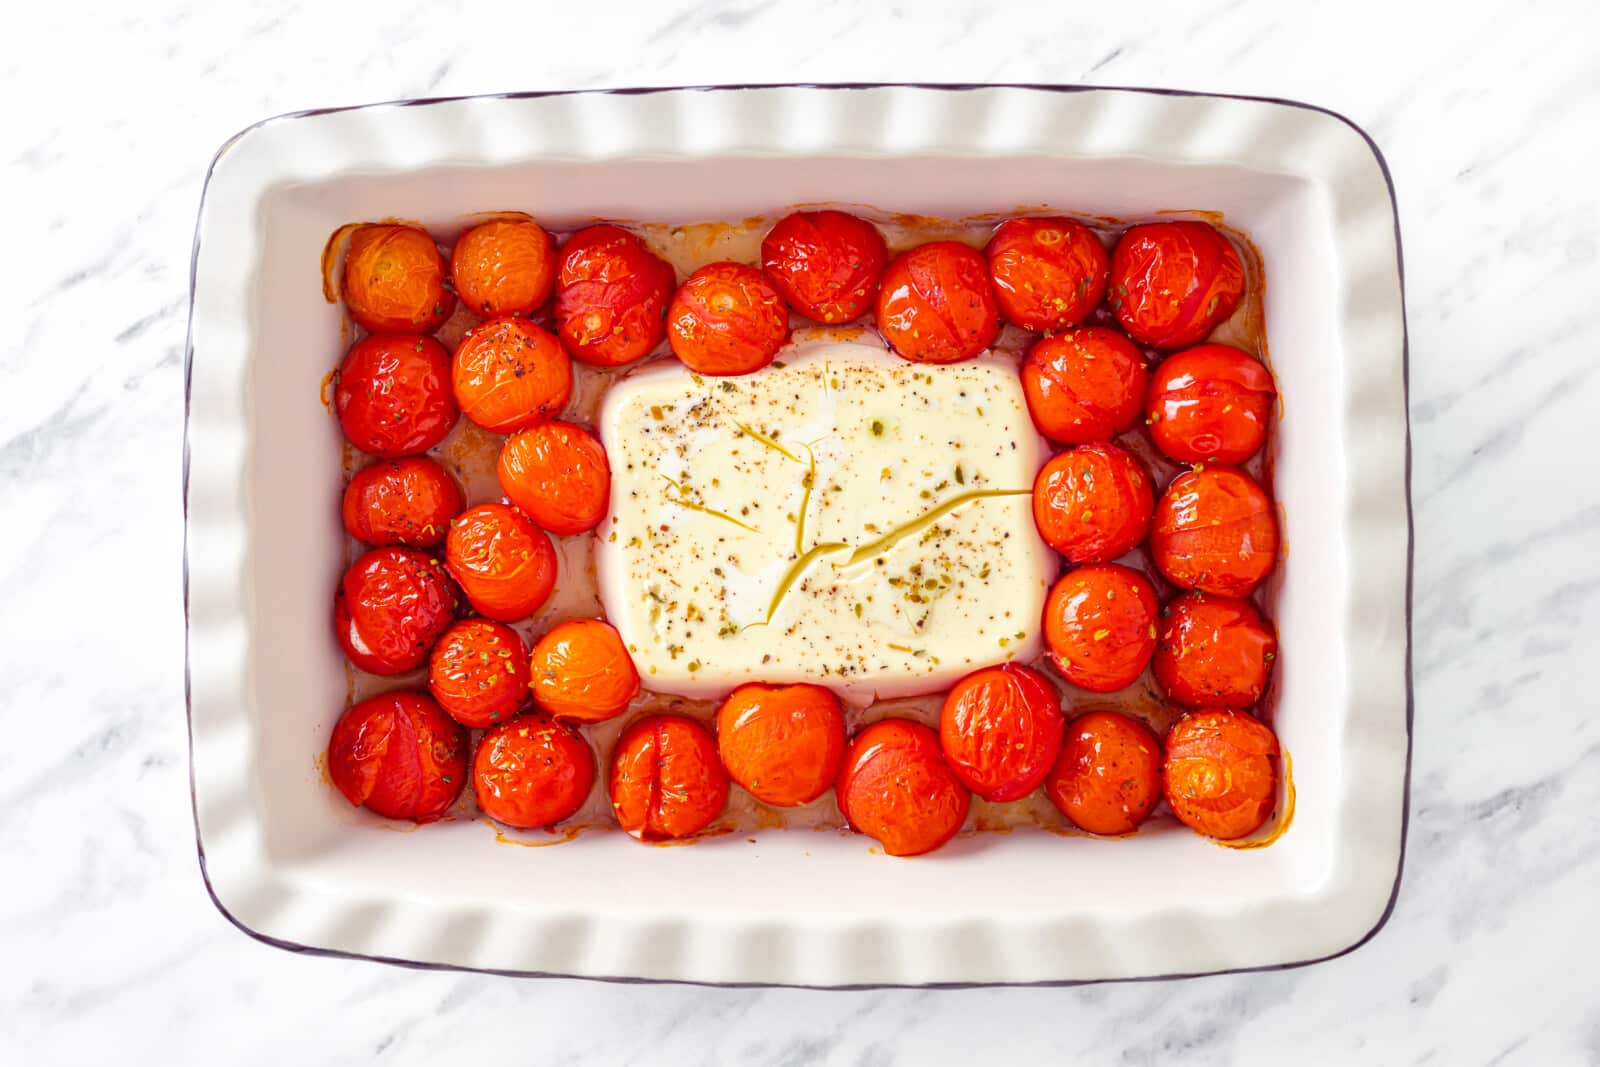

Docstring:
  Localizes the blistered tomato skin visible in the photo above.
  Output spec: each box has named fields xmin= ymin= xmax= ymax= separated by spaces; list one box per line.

xmin=473 ymin=714 xmax=596 ymax=829
xmin=451 ymin=317 xmax=572 ymax=434
xmin=1021 ymin=327 xmax=1149 ymax=445
xmin=1146 ymin=343 xmax=1275 ymax=464
xmin=760 ymin=210 xmax=887 ymax=324
xmin=609 ymin=715 xmax=730 ymax=841
xmin=342 ymin=457 xmax=463 ymax=548
xmin=987 ymin=216 xmax=1110 ymax=331
xmin=1153 ymin=592 xmax=1276 ymax=708
xmin=875 ymin=241 xmax=1000 ymax=364
xmin=1043 ymin=564 xmax=1160 ymax=693
xmin=1163 ymin=708 xmax=1279 ymax=840
xmin=334 ymin=335 xmax=459 ymax=459
xmin=1045 ymin=711 xmax=1163 ymax=836
xmin=555 ymin=225 xmax=677 ymax=367
xmin=529 ymin=618 xmax=640 ymax=723
xmin=716 ymin=683 xmax=846 ymax=807
xmin=1150 ymin=466 xmax=1278 ymax=597
xmin=444 ymin=503 xmax=558 ymax=622
xmin=340 ymin=224 xmax=455 ymax=334
xmin=328 ymin=691 xmax=468 ymax=822
xmin=666 ymin=262 xmax=790 ymax=376
xmin=837 ymin=719 xmax=970 ymax=857
xmin=334 ymin=547 xmax=457 ymax=676
xmin=939 ymin=664 xmax=1065 ymax=802
xmin=449 ymin=218 xmax=557 ymax=318
xmin=428 ymin=619 xmax=530 ymax=728
xmin=1110 ymin=221 xmax=1245 ymax=350
xmin=1031 ymin=442 xmax=1154 ymax=563
xmin=497 ymin=421 xmax=610 ymax=536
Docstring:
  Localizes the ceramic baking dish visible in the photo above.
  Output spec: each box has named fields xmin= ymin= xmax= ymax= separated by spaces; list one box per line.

xmin=184 ymin=84 xmax=1411 ymax=986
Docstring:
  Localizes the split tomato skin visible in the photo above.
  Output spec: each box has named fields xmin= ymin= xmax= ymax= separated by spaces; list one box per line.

xmin=497 ymin=421 xmax=611 ymax=536
xmin=1110 ymin=221 xmax=1245 ymax=350
xmin=428 ymin=618 xmax=530 ymax=729
xmin=987 ymin=216 xmax=1110 ymax=331
xmin=334 ymin=547 xmax=457 ymax=676
xmin=1150 ymin=466 xmax=1278 ymax=597
xmin=875 ymin=241 xmax=1000 ymax=364
xmin=609 ymin=714 xmax=730 ymax=841
xmin=1020 ymin=327 xmax=1149 ymax=445
xmin=327 ymin=690 xmax=468 ymax=823
xmin=342 ymin=457 xmax=463 ymax=548
xmin=451 ymin=317 xmax=572 ymax=434
xmin=760 ymin=210 xmax=887 ymax=324
xmin=836 ymin=719 xmax=971 ymax=857
xmin=666 ymin=261 xmax=790 ymax=376
xmin=1043 ymin=563 xmax=1159 ymax=693
xmin=1045 ymin=711 xmax=1163 ymax=836
xmin=715 ymin=683 xmax=846 ymax=807
xmin=555 ymin=225 xmax=676 ymax=367
xmin=473 ymin=713 xmax=596 ymax=829
xmin=1145 ymin=343 xmax=1274 ymax=465
xmin=449 ymin=217 xmax=557 ymax=318
xmin=341 ymin=223 xmax=455 ymax=334
xmin=1163 ymin=708 xmax=1280 ymax=840
xmin=1153 ymin=592 xmax=1277 ymax=708
xmin=334 ymin=334 xmax=459 ymax=459
xmin=938 ymin=664 xmax=1065 ymax=803
xmin=1031 ymin=442 xmax=1154 ymax=564
xmin=529 ymin=618 xmax=640 ymax=724
xmin=444 ymin=503 xmax=558 ymax=622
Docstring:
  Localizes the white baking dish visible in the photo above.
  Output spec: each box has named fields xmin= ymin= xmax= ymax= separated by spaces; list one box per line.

xmin=184 ymin=84 xmax=1411 ymax=986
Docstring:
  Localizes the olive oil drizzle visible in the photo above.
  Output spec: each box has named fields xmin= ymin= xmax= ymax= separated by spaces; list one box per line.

xmin=745 ymin=541 xmax=851 ymax=630
xmin=659 ymin=475 xmax=760 ymax=534
xmin=839 ymin=489 xmax=1032 ymax=567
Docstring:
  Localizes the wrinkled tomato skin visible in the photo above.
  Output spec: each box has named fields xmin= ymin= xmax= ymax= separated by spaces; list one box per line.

xmin=451 ymin=317 xmax=572 ymax=433
xmin=760 ymin=210 xmax=887 ymax=324
xmin=987 ymin=216 xmax=1110 ymax=331
xmin=1031 ymin=442 xmax=1154 ymax=563
xmin=1150 ymin=466 xmax=1278 ymax=596
xmin=428 ymin=618 xmax=530 ymax=729
xmin=473 ymin=714 xmax=596 ymax=829
xmin=1153 ymin=592 xmax=1277 ymax=708
xmin=497 ymin=421 xmax=611 ymax=535
xmin=444 ymin=503 xmax=558 ymax=622
xmin=341 ymin=224 xmax=455 ymax=334
xmin=716 ymin=683 xmax=846 ymax=807
xmin=1021 ymin=327 xmax=1149 ymax=445
xmin=334 ymin=334 xmax=459 ymax=459
xmin=342 ymin=457 xmax=463 ymax=548
xmin=1045 ymin=711 xmax=1163 ymax=836
xmin=1146 ymin=343 xmax=1275 ymax=464
xmin=939 ymin=664 xmax=1064 ymax=802
xmin=608 ymin=714 xmax=730 ymax=840
xmin=1110 ymin=221 xmax=1245 ymax=350
xmin=666 ymin=262 xmax=789 ymax=376
xmin=555 ymin=225 xmax=677 ymax=367
xmin=875 ymin=241 xmax=1000 ymax=364
xmin=449 ymin=218 xmax=557 ymax=318
xmin=1163 ymin=708 xmax=1279 ymax=840
xmin=327 ymin=690 xmax=468 ymax=822
xmin=334 ymin=547 xmax=457 ymax=676
xmin=836 ymin=719 xmax=971 ymax=857
xmin=530 ymin=618 xmax=640 ymax=723
xmin=1043 ymin=563 xmax=1160 ymax=693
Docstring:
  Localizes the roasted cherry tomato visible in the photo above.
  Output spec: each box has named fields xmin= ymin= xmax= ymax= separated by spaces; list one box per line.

xmin=715 ymin=683 xmax=846 ymax=807
xmin=666 ymin=261 xmax=789 ymax=376
xmin=1163 ymin=708 xmax=1279 ymax=840
xmin=986 ymin=216 xmax=1109 ymax=331
xmin=497 ymin=421 xmax=610 ymax=535
xmin=340 ymin=224 xmax=455 ymax=334
xmin=449 ymin=217 xmax=557 ymax=318
xmin=451 ymin=317 xmax=572 ymax=433
xmin=1020 ymin=327 xmax=1149 ymax=445
xmin=428 ymin=618 xmax=530 ymax=728
xmin=529 ymin=618 xmax=639 ymax=723
xmin=334 ymin=547 xmax=457 ymax=675
xmin=1031 ymin=442 xmax=1154 ymax=563
xmin=1153 ymin=592 xmax=1276 ymax=708
xmin=875 ymin=241 xmax=1000 ymax=364
xmin=342 ymin=457 xmax=463 ymax=548
xmin=1150 ymin=466 xmax=1278 ymax=596
xmin=327 ymin=690 xmax=468 ymax=822
xmin=444 ymin=503 xmax=557 ymax=622
xmin=554 ymin=224 xmax=676 ymax=367
xmin=609 ymin=714 xmax=730 ymax=840
xmin=334 ymin=334 xmax=459 ymax=459
xmin=1146 ymin=342 xmax=1274 ymax=465
xmin=837 ymin=719 xmax=970 ymax=857
xmin=760 ymin=210 xmax=887 ymax=324
xmin=939 ymin=664 xmax=1065 ymax=802
xmin=1044 ymin=711 xmax=1162 ymax=835
xmin=473 ymin=713 xmax=596 ymax=829
xmin=1043 ymin=563 xmax=1159 ymax=693
xmin=1110 ymin=221 xmax=1244 ymax=350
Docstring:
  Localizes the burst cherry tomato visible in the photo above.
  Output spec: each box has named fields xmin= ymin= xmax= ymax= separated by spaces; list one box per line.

xmin=340 ymin=224 xmax=454 ymax=334
xmin=986 ymin=216 xmax=1109 ymax=331
xmin=837 ymin=719 xmax=970 ymax=857
xmin=451 ymin=317 xmax=572 ymax=433
xmin=1021 ymin=327 xmax=1149 ymax=445
xmin=939 ymin=664 xmax=1064 ymax=802
xmin=1043 ymin=563 xmax=1159 ymax=692
xmin=1110 ymin=221 xmax=1244 ymax=349
xmin=1150 ymin=466 xmax=1277 ymax=596
xmin=327 ymin=690 xmax=468 ymax=822
xmin=1163 ymin=708 xmax=1279 ymax=840
xmin=473 ymin=713 xmax=596 ymax=829
xmin=1153 ymin=592 xmax=1276 ymax=708
xmin=334 ymin=547 xmax=457 ymax=675
xmin=609 ymin=714 xmax=729 ymax=840
xmin=342 ymin=457 xmax=463 ymax=548
xmin=449 ymin=217 xmax=557 ymax=318
xmin=715 ymin=683 xmax=845 ymax=807
xmin=1045 ymin=711 xmax=1162 ymax=836
xmin=1146 ymin=343 xmax=1275 ymax=465
xmin=497 ymin=421 xmax=610 ymax=535
xmin=760 ymin=210 xmax=887 ymax=324
xmin=529 ymin=618 xmax=639 ymax=723
xmin=334 ymin=334 xmax=458 ymax=459
xmin=428 ymin=618 xmax=530 ymax=728
xmin=555 ymin=224 xmax=676 ymax=367
xmin=666 ymin=262 xmax=789 ymax=376
xmin=1031 ymin=442 xmax=1153 ymax=563
xmin=444 ymin=503 xmax=557 ymax=622
xmin=876 ymin=241 xmax=999 ymax=364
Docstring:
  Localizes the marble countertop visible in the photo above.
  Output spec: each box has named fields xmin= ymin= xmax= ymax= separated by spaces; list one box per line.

xmin=5 ymin=0 xmax=1598 ymax=1063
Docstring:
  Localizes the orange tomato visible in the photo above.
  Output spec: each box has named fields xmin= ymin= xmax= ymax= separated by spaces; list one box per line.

xmin=1146 ymin=343 xmax=1274 ymax=465
xmin=666 ymin=262 xmax=789 ymax=376
xmin=334 ymin=334 xmax=459 ymax=459
xmin=876 ymin=241 xmax=999 ymax=364
xmin=939 ymin=664 xmax=1064 ymax=802
xmin=986 ymin=216 xmax=1109 ymax=331
xmin=428 ymin=618 xmax=530 ymax=728
xmin=836 ymin=719 xmax=970 ymax=857
xmin=1110 ymin=221 xmax=1244 ymax=350
xmin=1043 ymin=563 xmax=1159 ymax=693
xmin=451 ymin=317 xmax=572 ymax=433
xmin=1045 ymin=711 xmax=1162 ymax=836
xmin=497 ymin=421 xmax=610 ymax=535
xmin=1150 ymin=466 xmax=1278 ymax=596
xmin=473 ymin=713 xmax=596 ymax=829
xmin=340 ymin=224 xmax=455 ymax=334
xmin=334 ymin=547 xmax=457 ymax=676
xmin=1020 ymin=327 xmax=1149 ymax=445
xmin=1031 ymin=442 xmax=1154 ymax=563
xmin=449 ymin=217 xmax=557 ymax=318
xmin=555 ymin=224 xmax=676 ymax=367
xmin=342 ymin=457 xmax=463 ymax=548
xmin=609 ymin=714 xmax=730 ymax=840
xmin=1163 ymin=708 xmax=1279 ymax=840
xmin=715 ymin=683 xmax=846 ymax=807
xmin=327 ymin=690 xmax=468 ymax=823
xmin=529 ymin=618 xmax=639 ymax=723
xmin=1153 ymin=592 xmax=1276 ymax=708
xmin=444 ymin=503 xmax=557 ymax=622
xmin=760 ymin=210 xmax=887 ymax=324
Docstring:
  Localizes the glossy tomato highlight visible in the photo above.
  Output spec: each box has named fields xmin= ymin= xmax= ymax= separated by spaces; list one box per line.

xmin=1110 ymin=221 xmax=1244 ymax=350
xmin=1163 ymin=708 xmax=1279 ymax=840
xmin=666 ymin=261 xmax=789 ymax=376
xmin=334 ymin=547 xmax=457 ymax=675
xmin=986 ymin=216 xmax=1109 ymax=331
xmin=715 ymin=683 xmax=846 ymax=807
xmin=327 ymin=690 xmax=467 ymax=822
xmin=444 ymin=503 xmax=557 ymax=622
xmin=1020 ymin=327 xmax=1149 ymax=445
xmin=609 ymin=714 xmax=729 ymax=841
xmin=555 ymin=224 xmax=676 ymax=367
xmin=340 ymin=224 xmax=454 ymax=334
xmin=334 ymin=334 xmax=459 ymax=459
xmin=939 ymin=664 xmax=1064 ymax=802
xmin=451 ymin=317 xmax=572 ymax=433
xmin=760 ymin=210 xmax=887 ymax=324
xmin=1031 ymin=442 xmax=1154 ymax=563
xmin=837 ymin=719 xmax=970 ymax=857
xmin=1043 ymin=563 xmax=1159 ymax=693
xmin=1045 ymin=711 xmax=1162 ymax=836
xmin=497 ymin=420 xmax=611 ymax=535
xmin=1146 ymin=343 xmax=1274 ymax=464
xmin=1150 ymin=466 xmax=1278 ymax=596
xmin=875 ymin=241 xmax=999 ymax=364
xmin=428 ymin=618 xmax=530 ymax=728
xmin=473 ymin=714 xmax=596 ymax=829
xmin=1153 ymin=592 xmax=1277 ymax=708
xmin=529 ymin=618 xmax=640 ymax=723
xmin=342 ymin=457 xmax=463 ymax=548
xmin=449 ymin=217 xmax=557 ymax=318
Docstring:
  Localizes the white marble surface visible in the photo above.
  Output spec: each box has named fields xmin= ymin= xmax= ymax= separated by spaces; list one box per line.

xmin=4 ymin=0 xmax=1598 ymax=1062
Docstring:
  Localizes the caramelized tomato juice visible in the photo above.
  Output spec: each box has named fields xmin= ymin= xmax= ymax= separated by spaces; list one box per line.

xmin=336 ymin=210 xmax=1280 ymax=845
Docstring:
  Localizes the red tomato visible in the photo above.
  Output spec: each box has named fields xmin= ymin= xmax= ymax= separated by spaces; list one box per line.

xmin=1146 ymin=343 xmax=1274 ymax=464
xmin=428 ymin=618 xmax=530 ymax=728
xmin=1020 ymin=327 xmax=1149 ymax=445
xmin=760 ymin=210 xmax=887 ymax=324
xmin=1150 ymin=466 xmax=1278 ymax=596
xmin=666 ymin=261 xmax=789 ymax=376
xmin=497 ymin=421 xmax=610 ymax=535
xmin=327 ymin=690 xmax=468 ymax=822
xmin=875 ymin=241 xmax=1000 ymax=364
xmin=609 ymin=714 xmax=730 ymax=840
xmin=342 ymin=457 xmax=463 ymax=548
xmin=836 ymin=719 xmax=970 ymax=857
xmin=449 ymin=217 xmax=557 ymax=318
xmin=1153 ymin=592 xmax=1276 ymax=708
xmin=334 ymin=547 xmax=457 ymax=675
xmin=334 ymin=334 xmax=459 ymax=459
xmin=1031 ymin=442 xmax=1154 ymax=563
xmin=986 ymin=216 xmax=1110 ymax=331
xmin=555 ymin=224 xmax=676 ymax=367
xmin=451 ymin=317 xmax=572 ymax=433
xmin=1163 ymin=708 xmax=1279 ymax=839
xmin=1044 ymin=711 xmax=1162 ymax=835
xmin=939 ymin=664 xmax=1065 ymax=802
xmin=529 ymin=618 xmax=640 ymax=723
xmin=444 ymin=503 xmax=557 ymax=622
xmin=340 ymin=224 xmax=454 ymax=334
xmin=1043 ymin=563 xmax=1159 ymax=693
xmin=1110 ymin=221 xmax=1245 ymax=349
xmin=715 ymin=683 xmax=845 ymax=807
xmin=473 ymin=713 xmax=596 ymax=829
